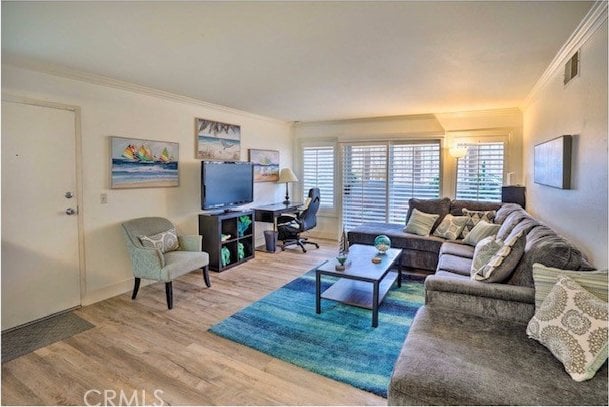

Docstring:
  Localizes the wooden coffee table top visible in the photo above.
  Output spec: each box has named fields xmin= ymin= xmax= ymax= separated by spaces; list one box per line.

xmin=316 ymin=244 xmax=402 ymax=281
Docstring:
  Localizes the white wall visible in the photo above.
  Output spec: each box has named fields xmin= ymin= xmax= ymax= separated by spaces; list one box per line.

xmin=522 ymin=23 xmax=608 ymax=268
xmin=293 ymin=109 xmax=523 ymax=239
xmin=2 ymin=64 xmax=293 ymax=305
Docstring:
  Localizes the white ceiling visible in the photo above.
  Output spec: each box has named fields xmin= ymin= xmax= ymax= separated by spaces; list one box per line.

xmin=1 ymin=1 xmax=592 ymax=122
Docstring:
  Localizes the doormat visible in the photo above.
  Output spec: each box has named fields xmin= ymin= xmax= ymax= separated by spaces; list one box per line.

xmin=209 ymin=270 xmax=425 ymax=397
xmin=2 ymin=312 xmax=94 ymax=363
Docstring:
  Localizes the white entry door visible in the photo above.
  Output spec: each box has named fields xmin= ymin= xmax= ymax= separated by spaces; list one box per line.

xmin=1 ymin=100 xmax=81 ymax=330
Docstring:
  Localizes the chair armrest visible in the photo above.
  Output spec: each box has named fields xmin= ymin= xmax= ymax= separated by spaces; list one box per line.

xmin=277 ymin=214 xmax=301 ymax=225
xmin=424 ymin=275 xmax=535 ymax=323
xmin=125 ymin=238 xmax=164 ymax=280
xmin=179 ymin=235 xmax=202 ymax=252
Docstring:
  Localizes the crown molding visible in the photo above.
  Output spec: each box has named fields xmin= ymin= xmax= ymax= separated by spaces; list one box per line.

xmin=522 ymin=1 xmax=608 ymax=109
xmin=2 ymin=54 xmax=289 ymax=126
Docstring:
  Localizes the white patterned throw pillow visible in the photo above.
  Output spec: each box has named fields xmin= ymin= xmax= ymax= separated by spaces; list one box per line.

xmin=527 ymin=277 xmax=608 ymax=382
xmin=433 ymin=214 xmax=468 ymax=240
xmin=139 ymin=227 xmax=179 ymax=253
xmin=461 ymin=209 xmax=496 ymax=239
xmin=470 ymin=230 xmax=525 ymax=283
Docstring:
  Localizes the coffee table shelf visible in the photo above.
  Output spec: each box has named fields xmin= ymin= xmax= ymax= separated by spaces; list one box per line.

xmin=321 ymin=271 xmax=398 ymax=310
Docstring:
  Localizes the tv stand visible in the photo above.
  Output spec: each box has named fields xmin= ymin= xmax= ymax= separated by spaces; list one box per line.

xmin=199 ymin=210 xmax=255 ymax=272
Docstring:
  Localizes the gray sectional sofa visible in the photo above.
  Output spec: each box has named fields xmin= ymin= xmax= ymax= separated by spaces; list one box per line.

xmin=348 ymin=199 xmax=608 ymax=405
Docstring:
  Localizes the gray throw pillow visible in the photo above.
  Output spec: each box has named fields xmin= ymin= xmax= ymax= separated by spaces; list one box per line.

xmin=433 ymin=214 xmax=468 ymax=240
xmin=526 ymin=277 xmax=608 ymax=382
xmin=461 ymin=209 xmax=496 ymax=238
xmin=462 ymin=220 xmax=500 ymax=246
xmin=404 ymin=208 xmax=439 ymax=236
xmin=471 ymin=230 xmax=526 ymax=283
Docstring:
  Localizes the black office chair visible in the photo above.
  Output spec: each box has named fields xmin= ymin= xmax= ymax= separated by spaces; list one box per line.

xmin=277 ymin=188 xmax=320 ymax=253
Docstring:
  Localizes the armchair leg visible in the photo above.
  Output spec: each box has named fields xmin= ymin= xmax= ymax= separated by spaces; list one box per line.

xmin=202 ymin=266 xmax=211 ymax=288
xmin=132 ymin=278 xmax=141 ymax=300
xmin=165 ymin=282 xmax=173 ymax=310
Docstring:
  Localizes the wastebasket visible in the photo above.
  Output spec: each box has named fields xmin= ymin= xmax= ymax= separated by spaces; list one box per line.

xmin=264 ymin=230 xmax=278 ymax=252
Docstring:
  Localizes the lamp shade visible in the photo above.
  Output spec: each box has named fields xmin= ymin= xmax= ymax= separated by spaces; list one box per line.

xmin=449 ymin=146 xmax=468 ymax=159
xmin=277 ymin=168 xmax=298 ymax=183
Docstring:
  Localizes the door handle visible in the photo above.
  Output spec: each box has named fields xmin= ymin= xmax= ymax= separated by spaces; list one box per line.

xmin=65 ymin=208 xmax=77 ymax=215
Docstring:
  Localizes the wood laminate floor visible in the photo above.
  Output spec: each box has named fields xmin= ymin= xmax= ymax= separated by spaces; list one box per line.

xmin=1 ymin=239 xmax=386 ymax=406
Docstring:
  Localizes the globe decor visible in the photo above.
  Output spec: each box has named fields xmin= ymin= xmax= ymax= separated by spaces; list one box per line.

xmin=374 ymin=235 xmax=391 ymax=254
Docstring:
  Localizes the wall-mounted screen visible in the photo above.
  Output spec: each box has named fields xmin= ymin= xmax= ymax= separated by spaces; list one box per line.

xmin=534 ymin=135 xmax=572 ymax=189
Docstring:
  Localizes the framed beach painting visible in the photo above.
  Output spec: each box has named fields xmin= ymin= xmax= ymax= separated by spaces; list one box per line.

xmin=111 ymin=136 xmax=179 ymax=189
xmin=249 ymin=149 xmax=280 ymax=182
xmin=195 ymin=118 xmax=241 ymax=160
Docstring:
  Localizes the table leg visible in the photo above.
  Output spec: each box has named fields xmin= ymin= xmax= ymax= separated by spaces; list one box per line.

xmin=315 ymin=271 xmax=321 ymax=314
xmin=397 ymin=256 xmax=402 ymax=288
xmin=372 ymin=281 xmax=379 ymax=327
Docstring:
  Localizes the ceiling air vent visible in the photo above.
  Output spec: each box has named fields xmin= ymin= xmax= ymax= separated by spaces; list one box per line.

xmin=564 ymin=50 xmax=579 ymax=85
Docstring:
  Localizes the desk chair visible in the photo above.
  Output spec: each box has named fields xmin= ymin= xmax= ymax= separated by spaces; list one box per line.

xmin=277 ymin=188 xmax=320 ymax=253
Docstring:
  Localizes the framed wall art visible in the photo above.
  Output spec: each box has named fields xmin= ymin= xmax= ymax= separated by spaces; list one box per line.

xmin=534 ymin=135 xmax=572 ymax=189
xmin=111 ymin=136 xmax=179 ymax=188
xmin=249 ymin=149 xmax=280 ymax=182
xmin=195 ymin=118 xmax=241 ymax=160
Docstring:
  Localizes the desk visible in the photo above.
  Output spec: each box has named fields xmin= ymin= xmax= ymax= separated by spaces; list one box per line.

xmin=253 ymin=202 xmax=302 ymax=253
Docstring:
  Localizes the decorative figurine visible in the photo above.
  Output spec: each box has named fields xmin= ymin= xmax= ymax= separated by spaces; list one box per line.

xmin=374 ymin=234 xmax=391 ymax=255
xmin=335 ymin=254 xmax=348 ymax=271
xmin=339 ymin=227 xmax=350 ymax=255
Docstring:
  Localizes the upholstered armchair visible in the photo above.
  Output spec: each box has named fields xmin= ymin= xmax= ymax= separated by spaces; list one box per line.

xmin=121 ymin=217 xmax=210 ymax=309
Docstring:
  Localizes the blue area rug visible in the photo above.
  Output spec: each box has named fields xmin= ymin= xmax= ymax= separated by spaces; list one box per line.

xmin=209 ymin=269 xmax=425 ymax=397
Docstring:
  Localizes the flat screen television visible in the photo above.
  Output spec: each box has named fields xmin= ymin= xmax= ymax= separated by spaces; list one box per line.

xmin=201 ymin=161 xmax=254 ymax=210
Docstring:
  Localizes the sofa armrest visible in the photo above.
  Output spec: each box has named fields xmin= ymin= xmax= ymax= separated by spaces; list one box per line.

xmin=424 ymin=275 xmax=535 ymax=323
xmin=179 ymin=235 xmax=202 ymax=252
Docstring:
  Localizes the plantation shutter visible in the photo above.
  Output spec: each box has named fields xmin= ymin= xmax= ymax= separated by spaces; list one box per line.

xmin=456 ymin=142 xmax=505 ymax=201
xmin=302 ymin=145 xmax=334 ymax=208
xmin=341 ymin=141 xmax=441 ymax=230
xmin=388 ymin=142 xmax=441 ymax=224
xmin=342 ymin=144 xmax=388 ymax=230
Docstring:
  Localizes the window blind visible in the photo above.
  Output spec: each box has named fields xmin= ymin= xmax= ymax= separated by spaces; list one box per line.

xmin=302 ymin=145 xmax=335 ymax=208
xmin=456 ymin=142 xmax=504 ymax=202
xmin=342 ymin=141 xmax=440 ymax=230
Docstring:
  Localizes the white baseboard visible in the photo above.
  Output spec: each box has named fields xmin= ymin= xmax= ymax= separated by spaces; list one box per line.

xmin=83 ymin=278 xmax=152 ymax=306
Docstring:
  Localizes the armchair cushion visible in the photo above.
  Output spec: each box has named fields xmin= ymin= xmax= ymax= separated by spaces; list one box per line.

xmin=162 ymin=251 xmax=209 ymax=282
xmin=178 ymin=235 xmax=202 ymax=252
xmin=138 ymin=227 xmax=179 ymax=253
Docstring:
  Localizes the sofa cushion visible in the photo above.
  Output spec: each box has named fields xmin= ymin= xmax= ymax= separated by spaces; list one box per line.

xmin=496 ymin=209 xmax=530 ymax=240
xmin=434 ymin=270 xmax=470 ymax=280
xmin=436 ymin=254 xmax=472 ymax=276
xmin=348 ymin=222 xmax=445 ymax=252
xmin=406 ymin=197 xmax=451 ymax=232
xmin=494 ymin=203 xmax=524 ymax=224
xmin=439 ymin=242 xmax=475 ymax=259
xmin=388 ymin=306 xmax=608 ymax=406
xmin=404 ymin=208 xmax=439 ymax=236
xmin=508 ymin=225 xmax=595 ymax=288
xmin=526 ymin=277 xmax=608 ymax=382
xmin=449 ymin=199 xmax=502 ymax=216
xmin=433 ymin=214 xmax=468 ymax=240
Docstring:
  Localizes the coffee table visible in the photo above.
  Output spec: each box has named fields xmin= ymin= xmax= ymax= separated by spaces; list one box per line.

xmin=315 ymin=244 xmax=403 ymax=327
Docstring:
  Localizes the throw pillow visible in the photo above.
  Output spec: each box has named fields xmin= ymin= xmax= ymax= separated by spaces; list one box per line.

xmin=470 ymin=235 xmax=503 ymax=278
xmin=461 ymin=209 xmax=496 ymax=238
xmin=139 ymin=227 xmax=179 ymax=253
xmin=432 ymin=214 xmax=468 ymax=240
xmin=405 ymin=197 xmax=451 ymax=233
xmin=404 ymin=208 xmax=439 ymax=236
xmin=462 ymin=220 xmax=501 ymax=246
xmin=526 ymin=277 xmax=608 ymax=382
xmin=532 ymin=264 xmax=608 ymax=310
xmin=471 ymin=230 xmax=525 ymax=283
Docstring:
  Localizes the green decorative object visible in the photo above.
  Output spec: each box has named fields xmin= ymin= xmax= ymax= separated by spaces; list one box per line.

xmin=238 ymin=242 xmax=245 ymax=260
xmin=237 ymin=215 xmax=252 ymax=237
xmin=374 ymin=235 xmax=391 ymax=254
xmin=221 ymin=246 xmax=231 ymax=267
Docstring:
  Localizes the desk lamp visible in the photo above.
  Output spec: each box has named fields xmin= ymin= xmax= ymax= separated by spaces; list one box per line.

xmin=277 ymin=168 xmax=298 ymax=204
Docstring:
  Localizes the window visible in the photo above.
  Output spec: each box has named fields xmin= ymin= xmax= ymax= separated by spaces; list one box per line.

xmin=456 ymin=142 xmax=504 ymax=202
xmin=302 ymin=145 xmax=335 ymax=208
xmin=342 ymin=141 xmax=441 ymax=230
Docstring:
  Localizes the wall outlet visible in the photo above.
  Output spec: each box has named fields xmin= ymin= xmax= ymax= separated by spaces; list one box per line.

xmin=100 ymin=193 xmax=108 ymax=204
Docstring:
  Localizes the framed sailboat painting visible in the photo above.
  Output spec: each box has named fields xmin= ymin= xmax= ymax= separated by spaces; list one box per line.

xmin=111 ymin=136 xmax=179 ymax=188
